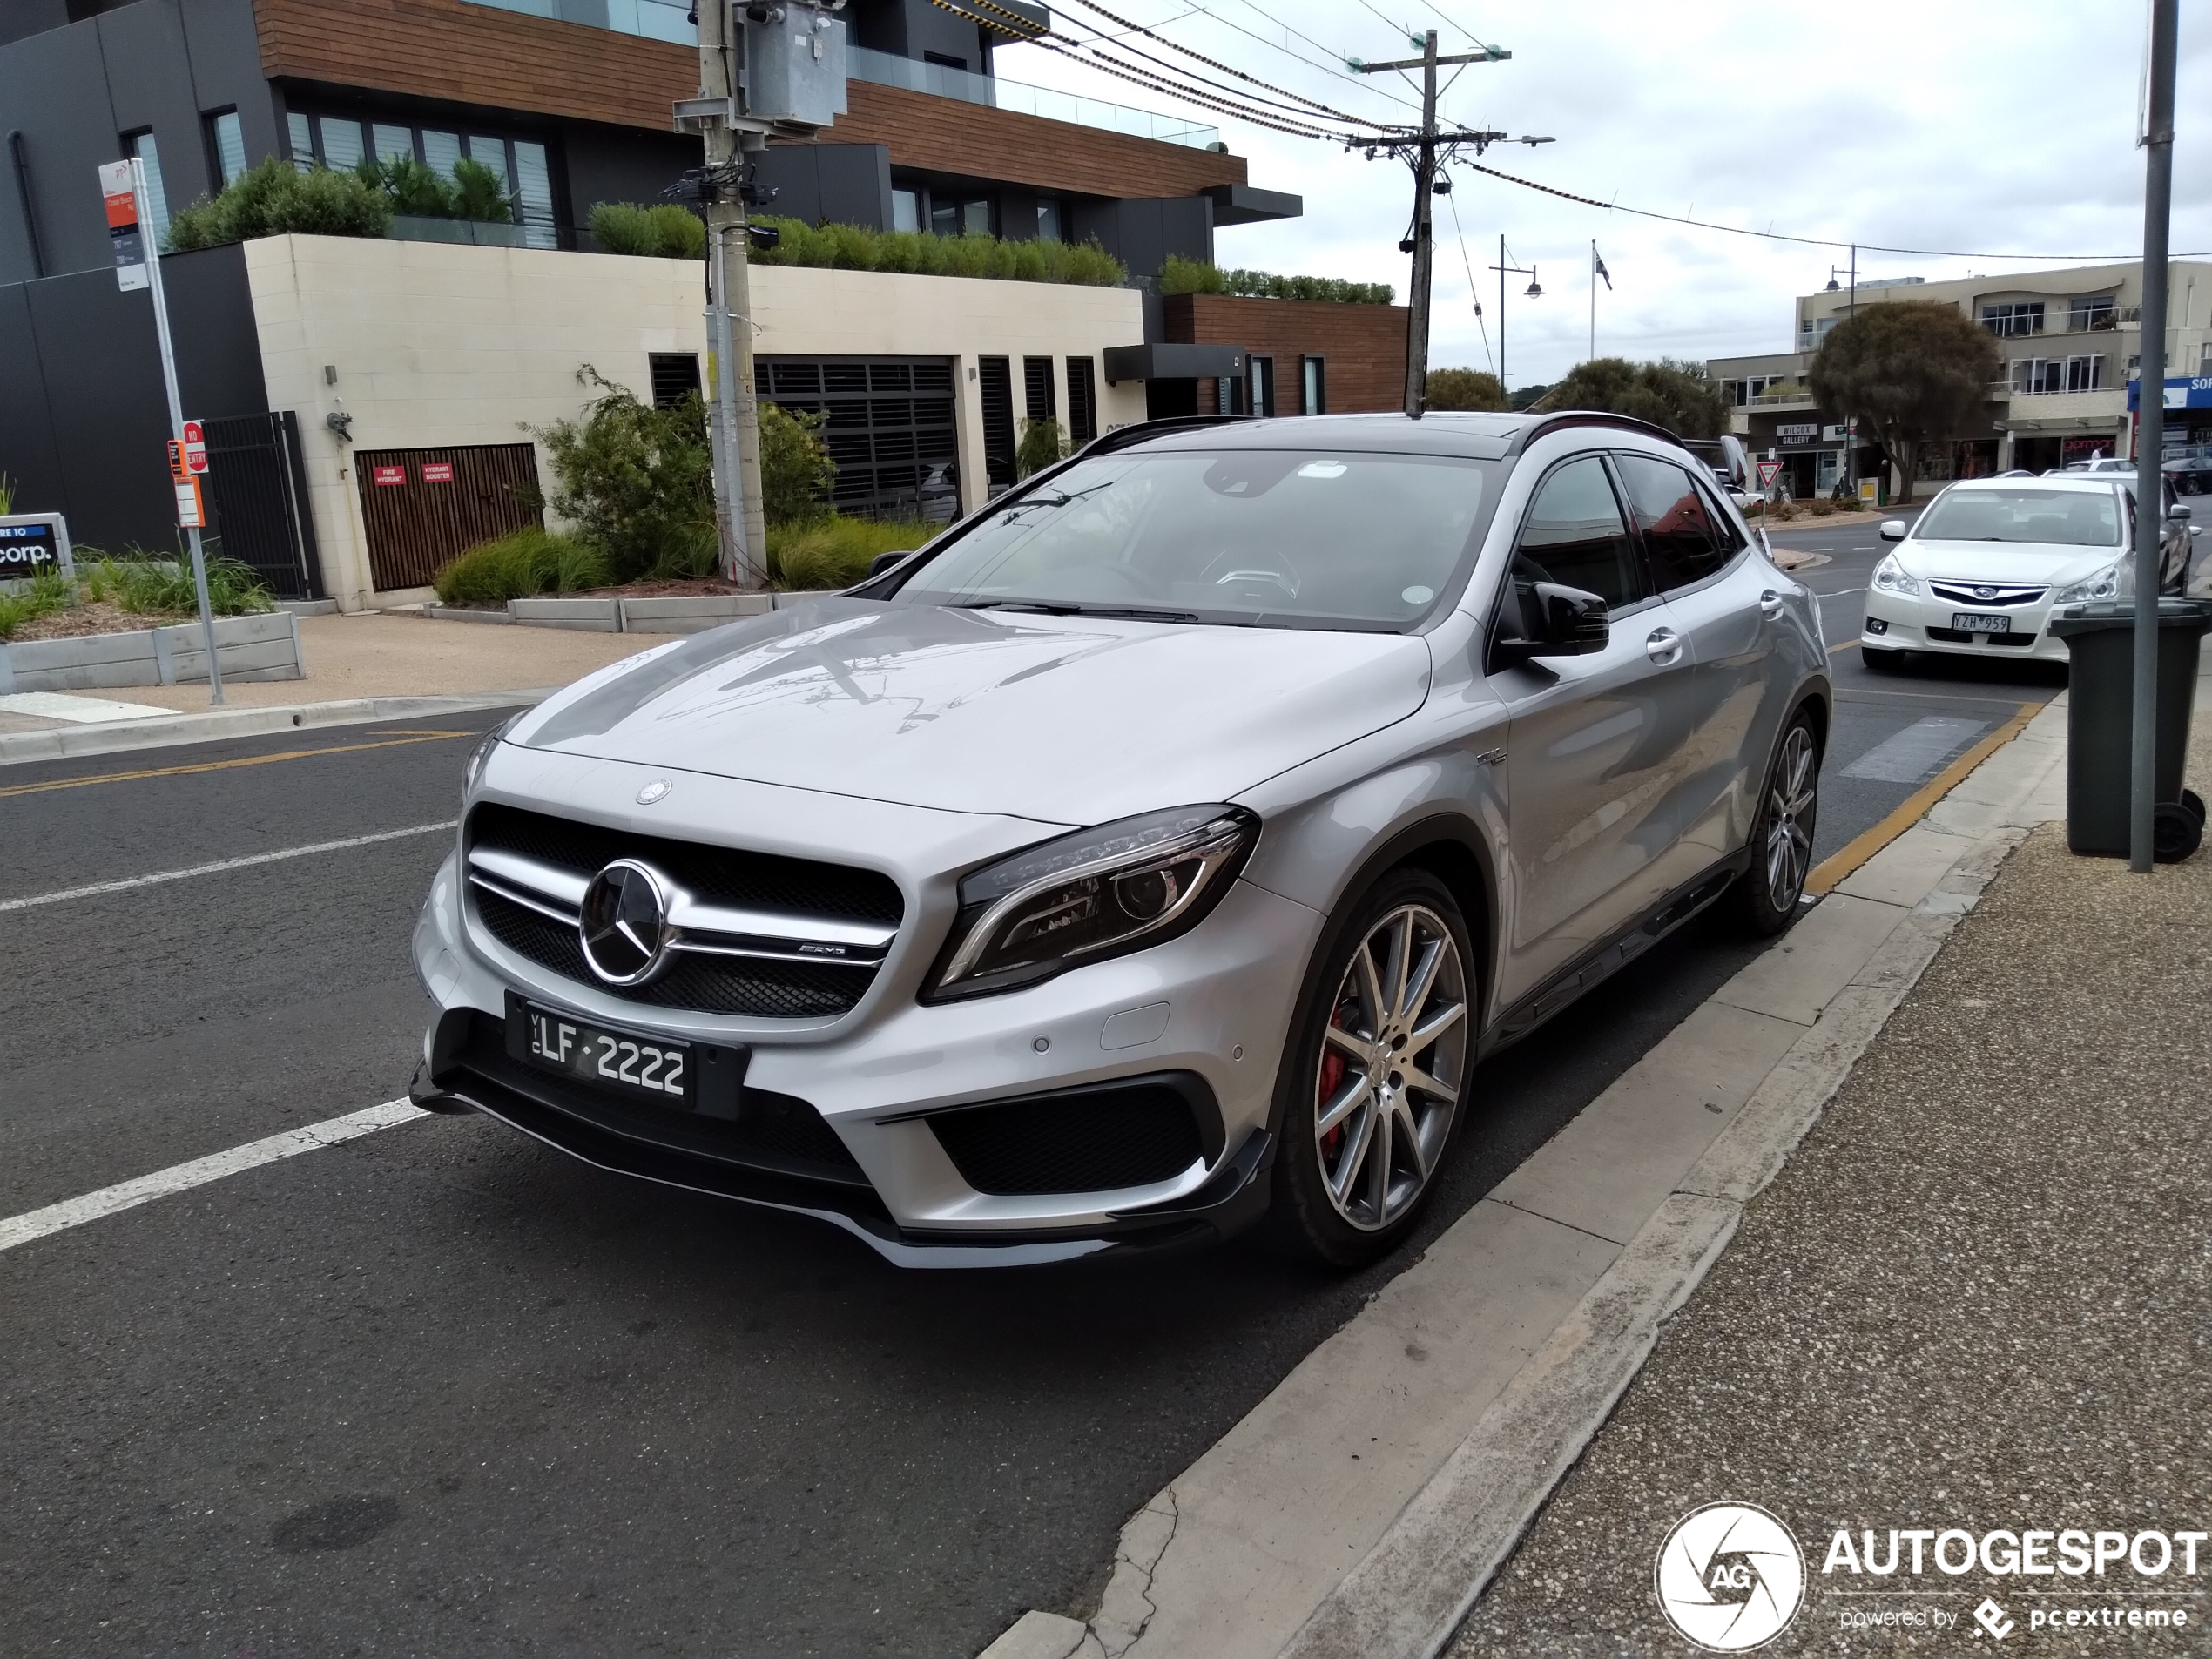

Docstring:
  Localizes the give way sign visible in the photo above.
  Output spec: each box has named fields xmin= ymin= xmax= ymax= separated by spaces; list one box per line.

xmin=1756 ymin=459 xmax=1784 ymax=489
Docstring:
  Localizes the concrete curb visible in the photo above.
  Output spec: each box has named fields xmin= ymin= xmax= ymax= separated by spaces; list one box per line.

xmin=0 ymin=691 xmax=550 ymax=767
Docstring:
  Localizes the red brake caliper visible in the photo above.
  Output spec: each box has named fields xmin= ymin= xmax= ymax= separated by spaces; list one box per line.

xmin=1318 ymin=1022 xmax=1348 ymax=1158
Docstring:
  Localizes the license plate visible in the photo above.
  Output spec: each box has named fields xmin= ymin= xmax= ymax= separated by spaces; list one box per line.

xmin=1952 ymin=612 xmax=2012 ymax=634
xmin=509 ymin=998 xmax=691 ymax=1105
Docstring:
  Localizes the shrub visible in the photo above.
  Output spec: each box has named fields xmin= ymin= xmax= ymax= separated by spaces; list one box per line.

xmin=766 ymin=515 xmax=935 ymax=591
xmin=531 ymin=366 xmax=715 ymax=581
xmin=78 ymin=547 xmax=275 ymax=616
xmin=1016 ymin=416 xmax=1066 ymax=479
xmin=0 ymin=566 xmax=75 ymax=639
xmin=759 ymin=401 xmax=836 ymax=526
xmin=1158 ymin=254 xmax=1393 ymax=304
xmin=166 ymin=158 xmax=393 ymax=251
xmin=351 ymin=154 xmax=514 ymax=223
xmin=589 ymin=202 xmax=705 ymax=260
xmin=1426 ymin=368 xmax=1507 ymax=411
xmin=745 ymin=215 xmax=1126 ymax=287
xmin=432 ymin=528 xmax=611 ymax=605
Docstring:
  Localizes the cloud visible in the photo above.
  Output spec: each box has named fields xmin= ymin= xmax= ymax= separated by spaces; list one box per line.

xmin=997 ymin=0 xmax=2212 ymax=385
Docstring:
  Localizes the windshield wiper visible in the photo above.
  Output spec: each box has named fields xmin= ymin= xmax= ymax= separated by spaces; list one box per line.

xmin=995 ymin=482 xmax=1112 ymax=522
xmin=957 ymin=600 xmax=1201 ymax=623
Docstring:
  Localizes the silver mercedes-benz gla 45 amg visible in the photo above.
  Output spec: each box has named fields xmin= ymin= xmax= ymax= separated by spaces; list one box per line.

xmin=411 ymin=411 xmax=1830 ymax=1267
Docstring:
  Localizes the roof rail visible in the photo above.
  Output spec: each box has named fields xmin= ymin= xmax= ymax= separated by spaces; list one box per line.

xmin=1080 ymin=414 xmax=1244 ymax=457
xmin=1512 ymin=409 xmax=1684 ymax=454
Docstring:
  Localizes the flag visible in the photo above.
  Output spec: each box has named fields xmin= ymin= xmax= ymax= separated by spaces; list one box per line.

xmin=1593 ymin=246 xmax=1613 ymax=290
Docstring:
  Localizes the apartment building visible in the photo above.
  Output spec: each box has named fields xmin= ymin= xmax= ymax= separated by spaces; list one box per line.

xmin=1710 ymin=261 xmax=2212 ymax=498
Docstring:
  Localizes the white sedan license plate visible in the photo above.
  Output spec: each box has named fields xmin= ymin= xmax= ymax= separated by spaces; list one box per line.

xmin=512 ymin=999 xmax=691 ymax=1104
xmin=1952 ymin=612 xmax=2012 ymax=634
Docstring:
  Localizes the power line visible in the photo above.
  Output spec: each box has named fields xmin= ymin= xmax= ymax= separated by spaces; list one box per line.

xmin=1058 ymin=0 xmax=1405 ymax=128
xmin=1462 ymin=158 xmax=2212 ymax=262
xmin=1212 ymin=0 xmax=1425 ymax=112
xmin=1442 ymin=182 xmax=1494 ymax=375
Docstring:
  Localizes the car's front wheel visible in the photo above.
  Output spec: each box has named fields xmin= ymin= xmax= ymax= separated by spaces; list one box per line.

xmin=1270 ymin=870 xmax=1474 ymax=1267
xmin=1729 ymin=712 xmax=1821 ymax=935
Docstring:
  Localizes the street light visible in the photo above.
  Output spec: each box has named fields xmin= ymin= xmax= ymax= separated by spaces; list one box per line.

xmin=1490 ymin=236 xmax=1541 ymax=396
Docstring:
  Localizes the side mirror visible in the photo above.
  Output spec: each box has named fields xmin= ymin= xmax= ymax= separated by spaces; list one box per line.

xmin=1878 ymin=518 xmax=1907 ymax=541
xmin=2168 ymin=504 xmax=2191 ymax=523
xmin=866 ymin=550 xmax=909 ymax=580
xmin=1494 ymin=582 xmax=1609 ymax=668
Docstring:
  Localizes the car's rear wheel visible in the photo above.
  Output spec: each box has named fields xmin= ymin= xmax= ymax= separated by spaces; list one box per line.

xmin=1860 ymin=644 xmax=1910 ymax=671
xmin=1270 ymin=870 xmax=1474 ymax=1267
xmin=1730 ymin=712 xmax=1820 ymax=936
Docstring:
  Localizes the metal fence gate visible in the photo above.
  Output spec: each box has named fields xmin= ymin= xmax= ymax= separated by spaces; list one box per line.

xmin=202 ymin=413 xmax=324 ymax=599
xmin=759 ymin=357 xmax=960 ymax=520
xmin=354 ymin=443 xmax=543 ymax=591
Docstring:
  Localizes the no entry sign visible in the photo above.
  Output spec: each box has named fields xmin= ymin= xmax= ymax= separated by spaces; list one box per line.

xmin=181 ymin=420 xmax=209 ymax=475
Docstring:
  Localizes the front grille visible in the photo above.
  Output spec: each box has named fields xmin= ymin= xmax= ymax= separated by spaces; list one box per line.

xmin=927 ymin=1080 xmax=1209 ymax=1196
xmin=1930 ymin=581 xmax=2047 ymax=607
xmin=467 ymin=805 xmax=902 ymax=1020
xmin=1928 ymin=625 xmax=2039 ymax=648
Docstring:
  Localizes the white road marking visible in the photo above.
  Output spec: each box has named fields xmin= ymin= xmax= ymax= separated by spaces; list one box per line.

xmin=0 ymin=1100 xmax=427 ymax=1254
xmin=1842 ymin=716 xmax=1990 ymax=783
xmin=1 ymin=821 xmax=456 ymax=914
xmin=1815 ymin=586 xmax=1867 ymax=599
xmin=0 ymin=691 xmax=170 ymax=725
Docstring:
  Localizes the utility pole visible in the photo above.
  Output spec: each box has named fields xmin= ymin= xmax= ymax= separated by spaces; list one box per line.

xmin=1352 ymin=37 xmax=1541 ymax=417
xmin=2129 ymin=0 xmax=2178 ymax=874
xmin=696 ymin=0 xmax=768 ymax=587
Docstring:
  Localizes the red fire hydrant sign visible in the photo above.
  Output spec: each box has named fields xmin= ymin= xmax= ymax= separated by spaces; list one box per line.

xmin=372 ymin=464 xmax=406 ymax=486
xmin=421 ymin=462 xmax=454 ymax=483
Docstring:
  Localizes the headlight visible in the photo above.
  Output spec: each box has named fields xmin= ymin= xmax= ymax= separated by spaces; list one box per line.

xmin=462 ymin=712 xmax=522 ymax=798
xmin=2054 ymin=561 xmax=2126 ymax=604
xmin=926 ymin=805 xmax=1259 ymax=1000
xmin=1871 ymin=553 xmax=1920 ymax=597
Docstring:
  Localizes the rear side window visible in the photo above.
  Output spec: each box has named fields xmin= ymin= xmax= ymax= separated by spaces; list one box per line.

xmin=1513 ymin=455 xmax=1647 ymax=610
xmin=1616 ymin=455 xmax=1731 ymax=590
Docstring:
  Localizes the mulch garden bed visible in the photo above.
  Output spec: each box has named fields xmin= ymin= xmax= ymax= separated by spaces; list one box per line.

xmin=2 ymin=600 xmax=199 ymax=643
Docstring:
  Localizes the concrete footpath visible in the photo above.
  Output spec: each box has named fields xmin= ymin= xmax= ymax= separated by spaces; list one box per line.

xmin=988 ymin=649 xmax=2208 ymax=1659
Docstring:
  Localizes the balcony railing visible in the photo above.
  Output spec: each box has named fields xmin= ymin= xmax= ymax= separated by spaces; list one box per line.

xmin=1980 ymin=306 xmax=2141 ymax=339
xmin=1749 ymin=389 xmax=1815 ymax=406
xmin=846 ymin=46 xmax=1221 ymax=148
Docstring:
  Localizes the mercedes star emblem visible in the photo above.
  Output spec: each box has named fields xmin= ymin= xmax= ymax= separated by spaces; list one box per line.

xmin=636 ymin=779 xmax=672 ymax=806
xmin=578 ymin=859 xmax=675 ymax=985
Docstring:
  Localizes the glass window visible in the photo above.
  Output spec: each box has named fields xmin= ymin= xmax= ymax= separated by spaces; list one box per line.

xmin=373 ymin=124 xmax=414 ymax=164
xmin=929 ymin=199 xmax=958 ymax=238
xmin=896 ymin=449 xmax=1494 ymax=630
xmin=1035 ymin=199 xmax=1062 ymax=241
xmin=1513 ymin=455 xmax=1645 ymax=610
xmin=422 ymin=130 xmax=462 ymax=179
xmin=961 ymin=199 xmax=992 ymax=237
xmin=126 ymin=132 xmax=170 ymax=246
xmin=286 ymin=110 xmax=313 ymax=170
xmin=209 ymin=110 xmax=247 ymax=187
xmin=1615 ymin=455 xmax=1730 ymax=590
xmin=1981 ymin=301 xmax=2046 ymax=338
xmin=1914 ymin=487 xmax=2121 ymax=547
xmin=466 ymin=134 xmax=510 ymax=182
xmin=1302 ymin=355 xmax=1325 ymax=415
xmin=892 ymin=188 xmax=919 ymax=233
xmin=1251 ymin=355 xmax=1274 ymax=417
xmin=317 ymin=116 xmax=364 ymax=172
xmin=512 ymin=139 xmax=555 ymax=247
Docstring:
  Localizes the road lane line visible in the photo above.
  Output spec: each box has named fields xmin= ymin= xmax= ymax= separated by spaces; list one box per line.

xmin=1805 ymin=701 xmax=2039 ymax=897
xmin=0 ymin=730 xmax=474 ymax=799
xmin=1 ymin=821 xmax=458 ymax=914
xmin=0 ymin=1100 xmax=427 ymax=1254
xmin=1841 ymin=715 xmax=1989 ymax=782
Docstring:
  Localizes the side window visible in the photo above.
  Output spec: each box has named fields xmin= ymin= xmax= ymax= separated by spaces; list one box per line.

xmin=1512 ymin=455 xmax=1648 ymax=610
xmin=1616 ymin=455 xmax=1730 ymax=590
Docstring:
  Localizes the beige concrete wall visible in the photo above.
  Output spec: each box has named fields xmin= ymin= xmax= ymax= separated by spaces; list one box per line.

xmin=242 ymin=235 xmax=1147 ymax=608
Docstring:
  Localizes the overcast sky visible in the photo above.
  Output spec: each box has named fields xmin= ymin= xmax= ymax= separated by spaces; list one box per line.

xmin=996 ymin=2 xmax=2212 ymax=389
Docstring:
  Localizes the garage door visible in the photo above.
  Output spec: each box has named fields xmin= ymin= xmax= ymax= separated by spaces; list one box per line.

xmin=759 ymin=357 xmax=959 ymax=520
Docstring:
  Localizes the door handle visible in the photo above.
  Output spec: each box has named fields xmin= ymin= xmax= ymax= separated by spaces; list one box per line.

xmin=1645 ymin=627 xmax=1682 ymax=664
xmin=1758 ymin=589 xmax=1786 ymax=617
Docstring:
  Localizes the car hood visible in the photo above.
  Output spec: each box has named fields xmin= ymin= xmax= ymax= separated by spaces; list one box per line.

xmin=1902 ymin=539 xmax=2128 ymax=583
xmin=509 ymin=597 xmax=1434 ymax=823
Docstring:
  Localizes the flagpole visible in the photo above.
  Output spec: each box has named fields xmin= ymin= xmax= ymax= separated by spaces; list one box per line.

xmin=1588 ymin=239 xmax=1595 ymax=361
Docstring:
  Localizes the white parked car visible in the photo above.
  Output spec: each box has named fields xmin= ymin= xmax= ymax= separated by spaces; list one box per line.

xmin=1860 ymin=476 xmax=2194 ymax=670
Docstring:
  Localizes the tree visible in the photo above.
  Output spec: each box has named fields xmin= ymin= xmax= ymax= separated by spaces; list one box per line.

xmin=1808 ymin=300 xmax=2000 ymax=505
xmin=1508 ymin=381 xmax=1553 ymax=412
xmin=1426 ymin=368 xmax=1507 ymax=411
xmin=1016 ymin=416 xmax=1066 ymax=479
xmin=1537 ymin=357 xmax=1728 ymax=437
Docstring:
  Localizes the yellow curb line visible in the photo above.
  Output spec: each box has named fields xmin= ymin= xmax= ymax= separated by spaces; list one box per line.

xmin=1804 ymin=700 xmax=2041 ymax=898
xmin=0 ymin=730 xmax=473 ymax=799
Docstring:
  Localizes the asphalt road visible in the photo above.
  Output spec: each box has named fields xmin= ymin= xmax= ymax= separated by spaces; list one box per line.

xmin=0 ymin=569 xmax=2070 ymax=1658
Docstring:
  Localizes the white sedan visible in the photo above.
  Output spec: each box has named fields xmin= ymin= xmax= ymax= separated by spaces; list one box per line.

xmin=1859 ymin=475 xmax=2192 ymax=670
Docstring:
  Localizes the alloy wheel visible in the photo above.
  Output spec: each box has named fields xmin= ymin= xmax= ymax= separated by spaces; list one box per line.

xmin=1764 ymin=725 xmax=1817 ymax=908
xmin=1312 ymin=904 xmax=1468 ymax=1232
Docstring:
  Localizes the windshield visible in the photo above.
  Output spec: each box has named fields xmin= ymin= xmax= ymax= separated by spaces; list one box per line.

xmin=1914 ymin=487 xmax=2122 ymax=547
xmin=891 ymin=448 xmax=1496 ymax=629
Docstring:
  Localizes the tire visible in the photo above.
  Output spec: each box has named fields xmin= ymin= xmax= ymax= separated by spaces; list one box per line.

xmin=2154 ymin=801 xmax=2202 ymax=864
xmin=1859 ymin=644 xmax=1910 ymax=671
xmin=1269 ymin=868 xmax=1475 ymax=1268
xmin=1729 ymin=712 xmax=1821 ymax=936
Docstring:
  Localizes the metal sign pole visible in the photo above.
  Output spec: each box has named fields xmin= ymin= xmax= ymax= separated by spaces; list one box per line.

xmin=2129 ymin=0 xmax=2177 ymax=874
xmin=132 ymin=157 xmax=226 ymax=707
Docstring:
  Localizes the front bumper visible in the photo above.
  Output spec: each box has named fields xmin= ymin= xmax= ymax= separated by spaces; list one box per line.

xmin=1860 ymin=588 xmax=2071 ymax=663
xmin=412 ymin=846 xmax=1321 ymax=1265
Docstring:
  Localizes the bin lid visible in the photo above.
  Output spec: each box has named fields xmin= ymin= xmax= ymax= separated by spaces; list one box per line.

xmin=2049 ymin=598 xmax=2212 ymax=637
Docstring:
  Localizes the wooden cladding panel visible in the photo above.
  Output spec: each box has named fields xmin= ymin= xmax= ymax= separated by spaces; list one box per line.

xmin=251 ymin=0 xmax=1246 ymax=200
xmin=1166 ymin=294 xmax=1410 ymax=415
xmin=355 ymin=443 xmax=543 ymax=591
